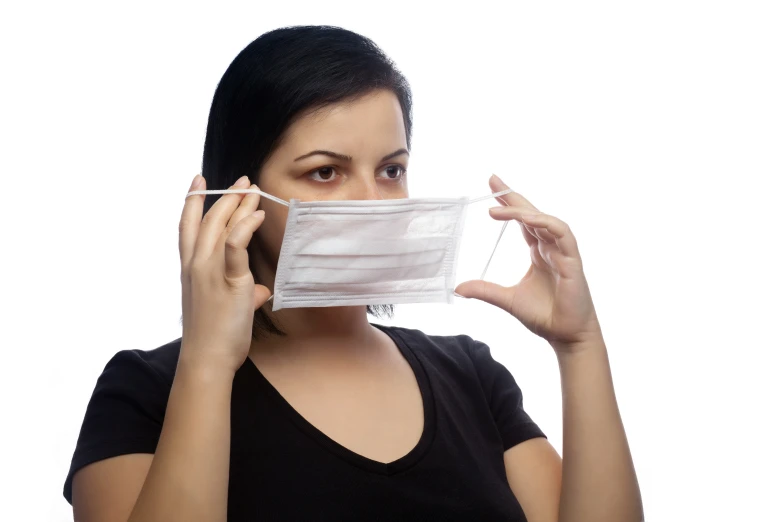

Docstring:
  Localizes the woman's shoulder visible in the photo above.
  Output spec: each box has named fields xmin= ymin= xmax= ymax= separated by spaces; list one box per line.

xmin=98 ymin=338 xmax=183 ymax=390
xmin=375 ymin=323 xmax=545 ymax=449
xmin=63 ymin=338 xmax=183 ymax=503
xmin=374 ymin=322 xmax=525 ymax=392
xmin=372 ymin=322 xmax=489 ymax=371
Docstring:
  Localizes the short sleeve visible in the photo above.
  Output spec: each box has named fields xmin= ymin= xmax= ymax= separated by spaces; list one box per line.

xmin=63 ymin=350 xmax=171 ymax=504
xmin=466 ymin=339 xmax=546 ymax=450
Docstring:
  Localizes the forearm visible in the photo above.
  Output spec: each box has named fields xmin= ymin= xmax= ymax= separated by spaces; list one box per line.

xmin=128 ymin=351 xmax=235 ymax=522
xmin=554 ymin=338 xmax=643 ymax=522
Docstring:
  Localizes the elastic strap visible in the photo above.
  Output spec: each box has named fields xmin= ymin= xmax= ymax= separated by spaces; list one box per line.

xmin=454 ymin=187 xmax=513 ymax=298
xmin=186 ymin=188 xmax=290 ymax=207
xmin=473 ymin=187 xmax=514 ymax=280
xmin=468 ymin=188 xmax=513 ymax=204
xmin=480 ymin=220 xmax=509 ymax=280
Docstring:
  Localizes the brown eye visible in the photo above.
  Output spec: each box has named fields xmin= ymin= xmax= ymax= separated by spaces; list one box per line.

xmin=379 ymin=165 xmax=406 ymax=180
xmin=308 ymin=167 xmax=338 ymax=183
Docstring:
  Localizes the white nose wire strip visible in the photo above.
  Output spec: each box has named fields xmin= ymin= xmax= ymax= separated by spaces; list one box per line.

xmin=186 ymin=188 xmax=290 ymax=207
xmin=185 ymin=186 xmax=517 ymax=304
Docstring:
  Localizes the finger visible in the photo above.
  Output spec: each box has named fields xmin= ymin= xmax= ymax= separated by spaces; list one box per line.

xmin=194 ymin=175 xmax=251 ymax=259
xmin=253 ymin=284 xmax=273 ymax=310
xmin=179 ymin=174 xmax=205 ymax=267
xmin=529 ymin=224 xmax=558 ymax=244
xmin=490 ymin=207 xmax=579 ymax=257
xmin=225 ymin=183 xmax=262 ymax=237
xmin=225 ymin=209 xmax=265 ymax=280
xmin=453 ymin=279 xmax=515 ymax=312
xmin=520 ymin=222 xmax=539 ymax=247
xmin=491 ymin=181 xmax=558 ymax=244
xmin=489 ymin=174 xmax=539 ymax=212
xmin=489 ymin=205 xmax=556 ymax=244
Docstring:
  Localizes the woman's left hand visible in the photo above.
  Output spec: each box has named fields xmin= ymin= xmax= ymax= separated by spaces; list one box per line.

xmin=454 ymin=175 xmax=603 ymax=354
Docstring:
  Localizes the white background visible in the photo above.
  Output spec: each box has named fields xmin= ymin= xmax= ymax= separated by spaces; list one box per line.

xmin=1 ymin=1 xmax=781 ymax=520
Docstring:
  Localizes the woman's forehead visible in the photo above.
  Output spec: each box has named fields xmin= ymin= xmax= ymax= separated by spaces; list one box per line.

xmin=277 ymin=90 xmax=407 ymax=153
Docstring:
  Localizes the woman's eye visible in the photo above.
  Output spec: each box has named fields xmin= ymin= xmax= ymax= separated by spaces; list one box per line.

xmin=308 ymin=167 xmax=338 ymax=183
xmin=379 ymin=165 xmax=406 ymax=180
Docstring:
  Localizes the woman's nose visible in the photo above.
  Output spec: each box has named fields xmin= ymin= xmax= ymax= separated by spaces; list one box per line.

xmin=350 ymin=176 xmax=384 ymax=201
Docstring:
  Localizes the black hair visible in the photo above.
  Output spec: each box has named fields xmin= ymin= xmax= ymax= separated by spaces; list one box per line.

xmin=200 ymin=25 xmax=412 ymax=338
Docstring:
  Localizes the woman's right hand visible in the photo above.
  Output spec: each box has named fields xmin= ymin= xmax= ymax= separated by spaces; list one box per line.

xmin=178 ymin=174 xmax=271 ymax=374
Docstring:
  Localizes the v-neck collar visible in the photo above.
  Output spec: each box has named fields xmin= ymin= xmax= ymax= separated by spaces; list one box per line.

xmin=238 ymin=323 xmax=437 ymax=475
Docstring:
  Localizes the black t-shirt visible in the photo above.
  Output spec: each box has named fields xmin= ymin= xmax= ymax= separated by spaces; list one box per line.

xmin=64 ymin=323 xmax=546 ymax=521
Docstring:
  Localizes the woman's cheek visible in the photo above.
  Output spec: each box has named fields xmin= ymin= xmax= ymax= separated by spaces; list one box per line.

xmin=259 ymin=206 xmax=287 ymax=261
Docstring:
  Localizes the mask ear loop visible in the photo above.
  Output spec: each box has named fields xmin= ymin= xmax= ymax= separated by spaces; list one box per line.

xmin=186 ymin=187 xmax=291 ymax=304
xmin=186 ymin=188 xmax=290 ymax=207
xmin=454 ymin=188 xmax=514 ymax=299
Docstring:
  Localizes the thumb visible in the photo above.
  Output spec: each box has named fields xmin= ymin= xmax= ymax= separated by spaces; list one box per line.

xmin=454 ymin=279 xmax=514 ymax=312
xmin=253 ymin=284 xmax=273 ymax=310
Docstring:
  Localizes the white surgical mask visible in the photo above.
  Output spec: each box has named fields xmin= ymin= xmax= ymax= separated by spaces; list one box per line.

xmin=186 ymin=186 xmax=512 ymax=311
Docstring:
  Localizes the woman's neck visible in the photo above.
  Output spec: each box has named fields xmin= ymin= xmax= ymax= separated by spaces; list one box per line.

xmin=250 ymin=258 xmax=384 ymax=357
xmin=249 ymin=304 xmax=381 ymax=359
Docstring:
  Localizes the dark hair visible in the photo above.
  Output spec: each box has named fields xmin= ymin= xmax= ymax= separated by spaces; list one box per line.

xmin=200 ymin=25 xmax=413 ymax=338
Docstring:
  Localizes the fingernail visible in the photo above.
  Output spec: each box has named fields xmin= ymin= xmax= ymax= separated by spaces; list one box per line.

xmin=190 ymin=174 xmax=201 ymax=189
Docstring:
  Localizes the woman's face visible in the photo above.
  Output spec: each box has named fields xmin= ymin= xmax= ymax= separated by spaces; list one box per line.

xmin=252 ymin=88 xmax=410 ymax=274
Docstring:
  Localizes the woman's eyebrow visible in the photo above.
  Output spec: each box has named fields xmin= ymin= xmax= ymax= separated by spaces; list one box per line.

xmin=294 ymin=148 xmax=409 ymax=162
xmin=381 ymin=148 xmax=409 ymax=161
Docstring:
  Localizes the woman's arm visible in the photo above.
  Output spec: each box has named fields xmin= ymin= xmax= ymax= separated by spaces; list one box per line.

xmin=127 ymin=358 xmax=235 ymax=522
xmin=553 ymin=337 xmax=642 ymax=522
xmin=74 ymin=174 xmax=267 ymax=522
xmin=504 ymin=337 xmax=643 ymax=522
xmin=504 ymin=438 xmax=562 ymax=522
xmin=72 ymin=355 xmax=235 ymax=522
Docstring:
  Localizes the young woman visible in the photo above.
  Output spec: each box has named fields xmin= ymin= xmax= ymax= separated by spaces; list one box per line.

xmin=65 ymin=25 xmax=643 ymax=522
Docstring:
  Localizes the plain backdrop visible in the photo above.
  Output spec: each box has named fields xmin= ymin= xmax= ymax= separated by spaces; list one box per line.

xmin=1 ymin=1 xmax=781 ymax=520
